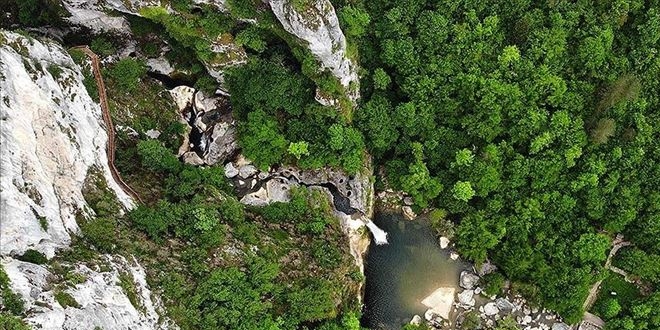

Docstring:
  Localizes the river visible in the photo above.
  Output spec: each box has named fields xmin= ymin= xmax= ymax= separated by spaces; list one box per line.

xmin=362 ymin=212 xmax=470 ymax=329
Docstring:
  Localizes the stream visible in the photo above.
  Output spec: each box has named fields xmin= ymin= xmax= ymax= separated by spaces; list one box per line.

xmin=362 ymin=213 xmax=470 ymax=329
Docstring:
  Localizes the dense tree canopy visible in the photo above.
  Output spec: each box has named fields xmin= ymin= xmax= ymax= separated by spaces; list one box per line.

xmin=339 ymin=0 xmax=660 ymax=323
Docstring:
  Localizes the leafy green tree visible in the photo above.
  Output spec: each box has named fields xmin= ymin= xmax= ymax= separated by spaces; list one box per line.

xmin=573 ymin=233 xmax=610 ymax=265
xmin=452 ymin=181 xmax=475 ymax=202
xmin=339 ymin=6 xmax=371 ymax=38
xmin=372 ymin=68 xmax=391 ymax=90
xmin=239 ymin=110 xmax=288 ymax=171
xmin=107 ymin=58 xmax=146 ymax=93
xmin=137 ymin=140 xmax=181 ymax=174
xmin=288 ymin=141 xmax=310 ymax=160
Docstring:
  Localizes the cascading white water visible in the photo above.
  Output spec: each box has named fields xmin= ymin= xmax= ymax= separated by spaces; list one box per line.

xmin=365 ymin=221 xmax=389 ymax=245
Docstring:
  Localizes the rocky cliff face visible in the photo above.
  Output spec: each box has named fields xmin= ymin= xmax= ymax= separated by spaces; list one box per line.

xmin=0 ymin=30 xmax=172 ymax=329
xmin=269 ymin=0 xmax=359 ymax=99
xmin=1 ymin=256 xmax=173 ymax=330
xmin=0 ymin=31 xmax=133 ymax=257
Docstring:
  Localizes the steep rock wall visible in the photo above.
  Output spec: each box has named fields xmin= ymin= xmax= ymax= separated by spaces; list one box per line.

xmin=0 ymin=31 xmax=133 ymax=258
xmin=269 ymin=0 xmax=359 ymax=99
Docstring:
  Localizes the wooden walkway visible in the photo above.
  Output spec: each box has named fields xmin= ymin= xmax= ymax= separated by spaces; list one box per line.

xmin=71 ymin=46 xmax=143 ymax=204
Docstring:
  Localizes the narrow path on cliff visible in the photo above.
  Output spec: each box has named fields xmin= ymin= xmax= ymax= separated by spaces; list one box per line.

xmin=71 ymin=46 xmax=143 ymax=204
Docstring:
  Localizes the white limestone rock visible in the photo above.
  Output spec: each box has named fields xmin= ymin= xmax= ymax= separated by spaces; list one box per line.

xmin=439 ymin=237 xmax=450 ymax=249
xmin=458 ymin=290 xmax=475 ymax=308
xmin=192 ymin=0 xmax=227 ymax=11
xmin=269 ymin=0 xmax=359 ymax=100
xmin=0 ymin=31 xmax=133 ymax=258
xmin=169 ymin=86 xmax=196 ymax=112
xmin=2 ymin=256 xmax=174 ymax=330
xmin=484 ymin=302 xmax=499 ymax=316
xmin=224 ymin=162 xmax=239 ymax=178
xmin=62 ymin=0 xmax=132 ymax=34
xmin=146 ymin=57 xmax=174 ymax=76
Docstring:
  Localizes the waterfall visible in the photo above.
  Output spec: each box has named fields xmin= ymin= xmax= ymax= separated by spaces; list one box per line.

xmin=366 ymin=221 xmax=389 ymax=245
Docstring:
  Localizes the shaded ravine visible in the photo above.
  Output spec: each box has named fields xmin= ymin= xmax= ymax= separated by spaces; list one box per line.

xmin=362 ymin=213 xmax=469 ymax=329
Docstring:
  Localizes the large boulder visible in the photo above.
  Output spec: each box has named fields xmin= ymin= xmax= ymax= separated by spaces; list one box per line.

xmin=483 ymin=302 xmax=499 ymax=316
xmin=458 ymin=290 xmax=475 ymax=308
xmin=421 ymin=287 xmax=455 ymax=320
xmin=460 ymin=271 xmax=480 ymax=290
xmin=496 ymin=298 xmax=516 ymax=313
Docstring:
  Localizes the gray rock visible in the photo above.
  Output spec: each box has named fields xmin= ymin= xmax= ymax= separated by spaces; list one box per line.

xmin=403 ymin=196 xmax=414 ymax=205
xmin=204 ymin=121 xmax=238 ymax=165
xmin=182 ymin=151 xmax=205 ymax=165
xmin=145 ymin=129 xmax=160 ymax=139
xmin=551 ymin=322 xmax=571 ymax=330
xmin=460 ymin=271 xmax=480 ymax=290
xmin=402 ymin=206 xmax=416 ymax=220
xmin=224 ymin=162 xmax=239 ymax=178
xmin=483 ymin=302 xmax=499 ymax=316
xmin=269 ymin=0 xmax=359 ymax=100
xmin=239 ymin=164 xmax=258 ymax=178
xmin=496 ymin=298 xmax=515 ymax=313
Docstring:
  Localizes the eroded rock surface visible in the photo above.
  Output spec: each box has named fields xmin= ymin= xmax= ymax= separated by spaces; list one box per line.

xmin=0 ymin=31 xmax=133 ymax=258
xmin=169 ymin=87 xmax=238 ymax=165
xmin=269 ymin=0 xmax=359 ymax=100
xmin=2 ymin=256 xmax=173 ymax=330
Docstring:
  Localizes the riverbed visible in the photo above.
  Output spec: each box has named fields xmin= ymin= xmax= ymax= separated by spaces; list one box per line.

xmin=362 ymin=212 xmax=470 ymax=329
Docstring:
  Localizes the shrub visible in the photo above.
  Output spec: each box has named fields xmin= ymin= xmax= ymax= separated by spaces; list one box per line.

xmin=107 ymin=58 xmax=146 ymax=93
xmin=0 ymin=314 xmax=30 ymax=330
xmin=80 ymin=218 xmax=116 ymax=253
xmin=482 ymin=272 xmax=506 ymax=296
xmin=1 ymin=267 xmax=24 ymax=315
xmin=54 ymin=290 xmax=80 ymax=308
xmin=17 ymin=249 xmax=47 ymax=265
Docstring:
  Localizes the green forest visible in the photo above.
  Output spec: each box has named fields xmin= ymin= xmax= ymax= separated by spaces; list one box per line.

xmin=338 ymin=0 xmax=660 ymax=327
xmin=1 ymin=0 xmax=659 ymax=329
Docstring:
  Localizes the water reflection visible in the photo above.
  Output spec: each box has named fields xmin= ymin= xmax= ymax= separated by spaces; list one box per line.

xmin=362 ymin=213 xmax=469 ymax=329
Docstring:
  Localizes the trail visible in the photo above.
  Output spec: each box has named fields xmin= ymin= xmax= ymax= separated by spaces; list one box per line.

xmin=582 ymin=236 xmax=632 ymax=312
xmin=71 ymin=46 xmax=143 ymax=204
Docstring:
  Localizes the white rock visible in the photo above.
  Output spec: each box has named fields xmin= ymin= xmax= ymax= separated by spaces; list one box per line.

xmin=0 ymin=31 xmax=133 ymax=258
xmin=421 ymin=287 xmax=455 ymax=320
xmin=483 ymin=302 xmax=499 ymax=316
xmin=192 ymin=0 xmax=227 ymax=11
xmin=62 ymin=0 xmax=132 ymax=34
xmin=522 ymin=315 xmax=533 ymax=324
xmin=146 ymin=57 xmax=174 ymax=76
xmin=224 ymin=162 xmax=239 ymax=178
xmin=450 ymin=252 xmax=460 ymax=260
xmin=458 ymin=290 xmax=475 ymax=308
xmin=551 ymin=322 xmax=571 ymax=330
xmin=474 ymin=287 xmax=482 ymax=295
xmin=169 ymin=86 xmax=196 ymax=112
xmin=269 ymin=0 xmax=359 ymax=100
xmin=2 ymin=256 xmax=174 ymax=330
xmin=145 ymin=129 xmax=161 ymax=139
xmin=182 ymin=151 xmax=205 ymax=165
xmin=439 ymin=237 xmax=450 ymax=249
xmin=410 ymin=315 xmax=422 ymax=325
